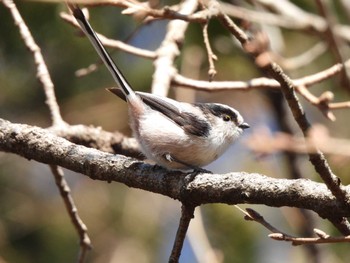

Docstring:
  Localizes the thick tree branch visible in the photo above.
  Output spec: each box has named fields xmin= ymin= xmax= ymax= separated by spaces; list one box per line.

xmin=1 ymin=118 xmax=350 ymax=218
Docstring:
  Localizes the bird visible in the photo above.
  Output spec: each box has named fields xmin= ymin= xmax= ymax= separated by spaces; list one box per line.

xmin=70 ymin=6 xmax=249 ymax=170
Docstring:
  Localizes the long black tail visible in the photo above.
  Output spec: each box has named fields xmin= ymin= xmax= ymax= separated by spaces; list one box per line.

xmin=70 ymin=5 xmax=134 ymax=97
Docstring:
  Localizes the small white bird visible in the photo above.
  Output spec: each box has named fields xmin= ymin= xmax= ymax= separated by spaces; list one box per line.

xmin=71 ymin=6 xmax=249 ymax=170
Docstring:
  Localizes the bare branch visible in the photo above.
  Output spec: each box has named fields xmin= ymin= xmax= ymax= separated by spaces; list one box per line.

xmin=270 ymin=230 xmax=350 ymax=245
xmin=50 ymin=165 xmax=92 ymax=260
xmin=2 ymin=3 xmax=94 ymax=259
xmin=2 ymin=118 xmax=350 ymax=218
xmin=50 ymin=124 xmax=141 ymax=158
xmin=173 ymin=59 xmax=350 ymax=92
xmin=315 ymin=0 xmax=350 ymax=91
xmin=169 ymin=204 xmax=195 ymax=263
xmin=295 ymin=86 xmax=336 ymax=121
xmin=237 ymin=207 xmax=350 ymax=246
xmin=267 ymin=65 xmax=349 ymax=218
xmin=202 ymin=22 xmax=217 ymax=80
xmin=218 ymin=11 xmax=346 ymax=200
xmin=220 ymin=3 xmax=304 ymax=29
xmin=152 ymin=0 xmax=198 ymax=96
xmin=217 ymin=11 xmax=350 ymax=233
xmin=62 ymin=2 xmax=350 ymax=121
xmin=2 ymin=0 xmax=65 ymax=126
xmin=246 ymin=127 xmax=350 ymax=157
xmin=236 ymin=206 xmax=293 ymax=237
xmin=274 ymin=42 xmax=327 ymax=70
xmin=60 ymin=11 xmax=156 ymax=59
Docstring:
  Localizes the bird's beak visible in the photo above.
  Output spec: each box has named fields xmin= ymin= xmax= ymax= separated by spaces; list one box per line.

xmin=239 ymin=123 xmax=250 ymax=129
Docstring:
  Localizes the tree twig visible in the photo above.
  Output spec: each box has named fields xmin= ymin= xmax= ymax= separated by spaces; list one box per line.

xmin=236 ymin=206 xmax=291 ymax=236
xmin=270 ymin=230 xmax=350 ymax=245
xmin=50 ymin=165 xmax=92 ymax=261
xmin=274 ymin=42 xmax=327 ymax=70
xmin=169 ymin=204 xmax=195 ymax=263
xmin=60 ymin=11 xmax=156 ymax=59
xmin=315 ymin=0 xmax=350 ymax=91
xmin=172 ymin=58 xmax=350 ymax=92
xmin=151 ymin=0 xmax=198 ymax=96
xmin=2 ymin=0 xmax=65 ymax=127
xmin=238 ymin=207 xmax=350 ymax=245
xmin=202 ymin=22 xmax=217 ymax=80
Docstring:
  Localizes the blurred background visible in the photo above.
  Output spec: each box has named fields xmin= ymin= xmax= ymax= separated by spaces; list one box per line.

xmin=1 ymin=1 xmax=350 ymax=262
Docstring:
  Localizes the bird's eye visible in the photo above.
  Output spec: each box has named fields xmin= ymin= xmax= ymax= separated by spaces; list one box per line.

xmin=223 ymin=114 xmax=231 ymax=122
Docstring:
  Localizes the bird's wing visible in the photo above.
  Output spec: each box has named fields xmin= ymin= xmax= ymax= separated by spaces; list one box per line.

xmin=107 ymin=88 xmax=210 ymax=137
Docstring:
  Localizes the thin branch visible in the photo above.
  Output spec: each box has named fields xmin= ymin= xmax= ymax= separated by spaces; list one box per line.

xmin=274 ymin=42 xmax=327 ymax=70
xmin=266 ymin=62 xmax=322 ymax=263
xmin=254 ymin=0 xmax=350 ymax=42
xmin=237 ymin=207 xmax=350 ymax=248
xmin=50 ymin=124 xmax=141 ymax=158
xmin=246 ymin=127 xmax=350 ymax=157
xmin=3 ymin=2 xmax=93 ymax=260
xmin=295 ymin=86 xmax=336 ymax=121
xmin=247 ymin=123 xmax=350 ymax=239
xmin=74 ymin=19 xmax=146 ymax=77
xmin=270 ymin=230 xmax=350 ymax=245
xmin=268 ymin=64 xmax=349 ymax=212
xmin=220 ymin=3 xmax=305 ymax=29
xmin=173 ymin=64 xmax=350 ymax=119
xmin=39 ymin=0 xmax=350 ymax=44
xmin=60 ymin=11 xmax=156 ymax=59
xmin=43 ymin=0 xmax=209 ymax=23
xmin=50 ymin=165 xmax=92 ymax=260
xmin=202 ymin=22 xmax=217 ymax=80
xmin=296 ymin=59 xmax=350 ymax=88
xmin=238 ymin=207 xmax=350 ymax=245
xmin=126 ymin=4 xmax=208 ymax=23
xmin=172 ymin=58 xmax=350 ymax=92
xmin=169 ymin=204 xmax=195 ymax=263
xmin=266 ymin=71 xmax=322 ymax=261
xmin=315 ymin=0 xmax=350 ymax=91
xmin=151 ymin=0 xmax=198 ymax=96
xmin=2 ymin=0 xmax=65 ymax=127
xmin=329 ymin=101 xmax=350 ymax=109
xmin=62 ymin=2 xmax=350 ymax=119
xmin=217 ymin=12 xmax=350 ymax=234
xmin=236 ymin=206 xmax=292 ymax=236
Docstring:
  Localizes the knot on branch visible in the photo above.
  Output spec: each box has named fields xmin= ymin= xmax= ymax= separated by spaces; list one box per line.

xmin=242 ymin=31 xmax=271 ymax=67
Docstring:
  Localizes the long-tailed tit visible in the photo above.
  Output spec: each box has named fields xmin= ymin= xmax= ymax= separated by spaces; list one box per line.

xmin=71 ymin=6 xmax=249 ymax=170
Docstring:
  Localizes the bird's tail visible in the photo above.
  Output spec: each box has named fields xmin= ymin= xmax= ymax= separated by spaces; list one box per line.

xmin=69 ymin=5 xmax=135 ymax=98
